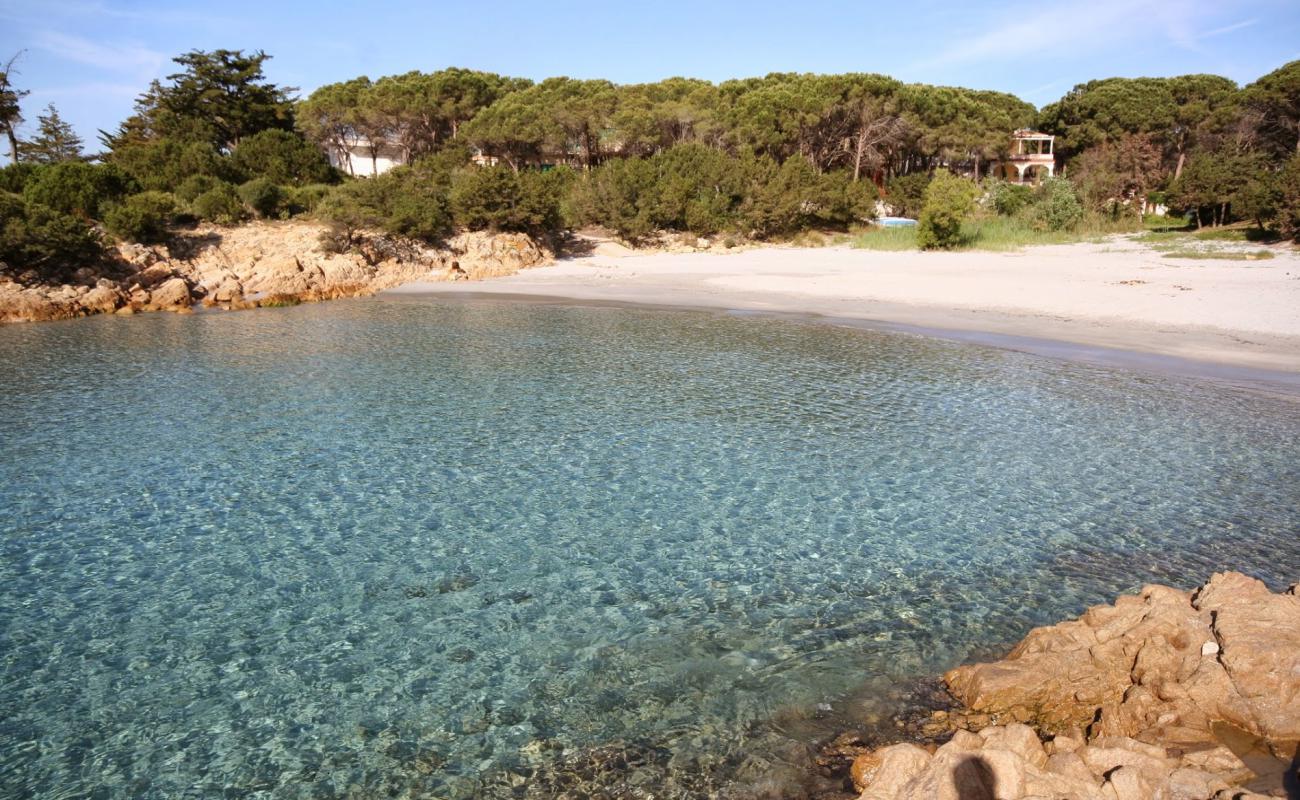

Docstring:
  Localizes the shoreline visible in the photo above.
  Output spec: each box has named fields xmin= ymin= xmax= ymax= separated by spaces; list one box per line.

xmin=382 ymin=287 xmax=1300 ymax=398
xmin=384 ymin=239 xmax=1300 ymax=387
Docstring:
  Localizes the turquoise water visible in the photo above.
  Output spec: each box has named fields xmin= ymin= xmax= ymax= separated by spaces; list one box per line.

xmin=1 ymin=298 xmax=1297 ymax=799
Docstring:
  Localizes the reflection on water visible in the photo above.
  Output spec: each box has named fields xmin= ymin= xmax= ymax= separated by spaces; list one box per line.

xmin=1 ymin=298 xmax=1297 ymax=798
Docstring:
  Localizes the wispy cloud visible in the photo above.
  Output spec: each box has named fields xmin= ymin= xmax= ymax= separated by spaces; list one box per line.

xmin=910 ymin=0 xmax=1245 ymax=70
xmin=1196 ymin=18 xmax=1259 ymax=40
xmin=34 ymin=31 xmax=165 ymax=77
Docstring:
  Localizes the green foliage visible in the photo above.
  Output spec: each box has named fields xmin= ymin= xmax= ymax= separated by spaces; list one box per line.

xmin=231 ymin=129 xmax=335 ymax=185
xmin=449 ymin=164 xmax=568 ymax=232
xmin=110 ymin=137 xmax=232 ymax=192
xmin=649 ymin=143 xmax=745 ymax=235
xmin=21 ymin=162 xmax=132 ymax=218
xmin=192 ymin=182 xmax=247 ymax=224
xmin=176 ymin=174 xmax=219 ymax=203
xmin=0 ymin=192 xmax=104 ymax=281
xmin=740 ymin=156 xmax=872 ymax=238
xmin=567 ymin=157 xmax=659 ymax=240
xmin=104 ymin=191 xmax=178 ymax=243
xmin=1278 ymin=154 xmax=1300 ymax=242
xmin=1239 ymin=60 xmax=1300 ymax=158
xmin=237 ymin=178 xmax=284 ymax=218
xmin=284 ymin=183 xmax=331 ymax=215
xmin=0 ymin=161 xmax=40 ymax=193
xmin=987 ymin=180 xmax=1032 ymax=216
xmin=1026 ymin=178 xmax=1084 ymax=232
xmin=885 ymin=173 xmax=931 ymax=217
xmin=317 ymin=162 xmax=455 ymax=245
xmin=916 ymin=171 xmax=978 ymax=249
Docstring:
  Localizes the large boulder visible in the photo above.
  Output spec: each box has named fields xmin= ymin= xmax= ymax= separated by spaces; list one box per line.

xmin=943 ymin=573 xmax=1300 ymax=760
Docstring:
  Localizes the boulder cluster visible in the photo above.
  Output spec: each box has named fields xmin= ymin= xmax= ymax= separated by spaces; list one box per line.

xmin=850 ymin=572 xmax=1300 ymax=800
xmin=0 ymin=221 xmax=552 ymax=324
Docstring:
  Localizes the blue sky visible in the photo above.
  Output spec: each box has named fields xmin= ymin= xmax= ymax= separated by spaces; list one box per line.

xmin=1 ymin=0 xmax=1297 ymax=154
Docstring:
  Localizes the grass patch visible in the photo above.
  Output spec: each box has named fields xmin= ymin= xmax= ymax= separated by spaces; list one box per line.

xmin=1158 ymin=249 xmax=1275 ymax=261
xmin=850 ymin=215 xmax=1127 ymax=252
xmin=850 ymin=225 xmax=918 ymax=250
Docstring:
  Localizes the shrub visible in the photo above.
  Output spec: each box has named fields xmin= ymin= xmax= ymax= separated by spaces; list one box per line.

xmin=238 ymin=178 xmax=285 ymax=219
xmin=192 ymin=183 xmax=247 ymax=224
xmin=741 ymin=157 xmax=871 ymax=239
xmin=21 ymin=162 xmax=133 ymax=219
xmin=917 ymin=170 xmax=978 ymax=249
xmin=284 ymin=183 xmax=331 ymax=215
xmin=0 ymin=193 xmax=104 ymax=282
xmin=449 ymin=165 xmax=568 ymax=232
xmin=0 ymin=162 xmax=43 ymax=194
xmin=988 ymin=180 xmax=1033 ymax=216
xmin=567 ymin=157 xmax=658 ymax=241
xmin=1026 ymin=178 xmax=1084 ymax=232
xmin=650 ymin=143 xmax=745 ymax=235
xmin=104 ymin=191 xmax=179 ymax=243
xmin=885 ymin=172 xmax=932 ymax=217
xmin=316 ymin=164 xmax=454 ymax=247
xmin=230 ymin=129 xmax=336 ymax=185
xmin=110 ymin=137 xmax=233 ymax=193
xmin=176 ymin=174 xmax=219 ymax=203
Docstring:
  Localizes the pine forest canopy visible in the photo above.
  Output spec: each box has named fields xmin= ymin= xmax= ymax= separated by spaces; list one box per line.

xmin=1 ymin=49 xmax=1298 ymax=282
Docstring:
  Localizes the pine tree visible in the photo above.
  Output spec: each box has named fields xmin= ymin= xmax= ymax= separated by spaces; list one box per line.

xmin=0 ymin=52 xmax=29 ymax=163
xmin=21 ymin=104 xmax=84 ymax=164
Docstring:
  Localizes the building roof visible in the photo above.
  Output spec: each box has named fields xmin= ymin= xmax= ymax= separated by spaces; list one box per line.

xmin=1012 ymin=129 xmax=1053 ymax=139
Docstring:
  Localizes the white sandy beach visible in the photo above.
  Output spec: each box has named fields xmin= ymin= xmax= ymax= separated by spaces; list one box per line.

xmin=389 ymin=236 xmax=1300 ymax=376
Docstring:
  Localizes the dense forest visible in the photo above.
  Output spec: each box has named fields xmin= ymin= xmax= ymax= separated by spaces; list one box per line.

xmin=1 ymin=49 xmax=1298 ymax=280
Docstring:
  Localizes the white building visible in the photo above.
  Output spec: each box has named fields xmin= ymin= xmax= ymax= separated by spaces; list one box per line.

xmin=326 ymin=138 xmax=407 ymax=177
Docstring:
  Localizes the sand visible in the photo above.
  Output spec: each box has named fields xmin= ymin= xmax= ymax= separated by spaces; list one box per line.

xmin=387 ymin=236 xmax=1300 ymax=383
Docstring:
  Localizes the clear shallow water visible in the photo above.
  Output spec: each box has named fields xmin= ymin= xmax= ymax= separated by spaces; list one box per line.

xmin=1 ymin=298 xmax=1297 ymax=799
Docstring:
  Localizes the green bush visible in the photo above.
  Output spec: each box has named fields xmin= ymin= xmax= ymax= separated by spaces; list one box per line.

xmin=104 ymin=191 xmax=179 ymax=243
xmin=316 ymin=163 xmax=454 ymax=246
xmin=567 ymin=157 xmax=658 ymax=241
xmin=284 ymin=183 xmax=331 ymax=215
xmin=649 ymin=143 xmax=745 ymax=235
xmin=192 ymin=183 xmax=247 ymax=224
xmin=0 ymin=162 xmax=42 ymax=194
xmin=744 ymin=157 xmax=874 ymax=239
xmin=110 ymin=137 xmax=233 ymax=193
xmin=988 ymin=180 xmax=1033 ymax=216
xmin=449 ymin=165 xmax=568 ymax=232
xmin=0 ymin=193 xmax=104 ymax=282
xmin=917 ymin=171 xmax=979 ymax=249
xmin=885 ymin=173 xmax=932 ymax=217
xmin=231 ymin=129 xmax=336 ymax=185
xmin=1026 ymin=178 xmax=1084 ymax=232
xmin=21 ymin=162 xmax=133 ymax=219
xmin=176 ymin=174 xmax=219 ymax=203
xmin=238 ymin=178 xmax=285 ymax=218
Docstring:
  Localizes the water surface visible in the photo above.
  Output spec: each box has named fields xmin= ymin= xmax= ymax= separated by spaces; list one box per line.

xmin=2 ymin=298 xmax=1297 ymax=798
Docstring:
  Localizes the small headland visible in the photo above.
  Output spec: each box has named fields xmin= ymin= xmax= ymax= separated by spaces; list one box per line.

xmin=0 ymin=220 xmax=552 ymax=323
xmin=816 ymin=572 xmax=1299 ymax=800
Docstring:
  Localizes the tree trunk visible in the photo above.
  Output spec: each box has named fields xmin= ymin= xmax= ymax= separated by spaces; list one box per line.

xmin=1173 ymin=150 xmax=1186 ymax=181
xmin=1195 ymin=208 xmax=1203 ymax=229
xmin=5 ymin=127 xmax=17 ymax=163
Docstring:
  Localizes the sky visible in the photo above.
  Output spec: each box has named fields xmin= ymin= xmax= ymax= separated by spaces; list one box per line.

xmin=1 ymin=0 xmax=1298 ymax=155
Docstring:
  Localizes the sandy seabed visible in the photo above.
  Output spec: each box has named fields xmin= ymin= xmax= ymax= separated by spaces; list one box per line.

xmin=388 ymin=236 xmax=1300 ymax=388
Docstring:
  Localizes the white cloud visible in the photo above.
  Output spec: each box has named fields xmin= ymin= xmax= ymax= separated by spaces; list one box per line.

xmin=34 ymin=31 xmax=165 ymax=77
xmin=911 ymin=0 xmax=1246 ymax=70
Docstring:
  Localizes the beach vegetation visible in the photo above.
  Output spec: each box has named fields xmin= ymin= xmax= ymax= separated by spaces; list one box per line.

xmin=917 ymin=171 xmax=979 ymax=249
xmin=21 ymin=161 xmax=132 ymax=219
xmin=191 ymin=182 xmax=247 ymax=224
xmin=103 ymin=191 xmax=179 ymax=243
xmin=238 ymin=178 xmax=285 ymax=219
xmin=0 ymin=192 xmax=104 ymax=281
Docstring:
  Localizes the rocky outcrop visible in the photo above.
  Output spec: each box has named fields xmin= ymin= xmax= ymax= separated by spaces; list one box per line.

xmin=0 ymin=221 xmax=553 ymax=324
xmin=850 ymin=573 xmax=1299 ymax=800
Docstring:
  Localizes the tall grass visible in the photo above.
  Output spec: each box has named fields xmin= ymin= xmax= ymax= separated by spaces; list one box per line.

xmin=851 ymin=213 xmax=1137 ymax=252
